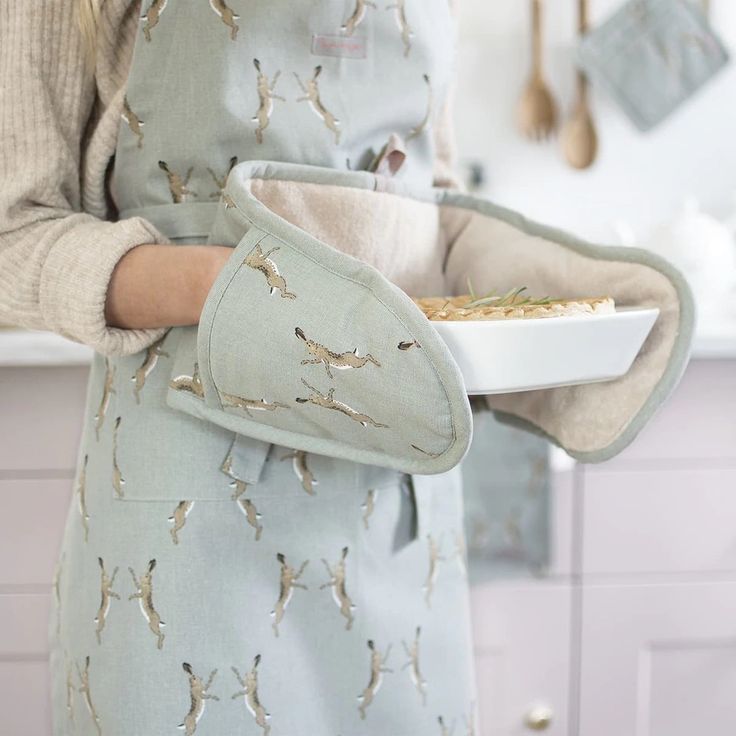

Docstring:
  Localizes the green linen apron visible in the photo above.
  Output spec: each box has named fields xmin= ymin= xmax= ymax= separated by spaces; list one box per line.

xmin=48 ymin=2 xmax=481 ymax=735
xmin=48 ymin=2 xmax=695 ymax=734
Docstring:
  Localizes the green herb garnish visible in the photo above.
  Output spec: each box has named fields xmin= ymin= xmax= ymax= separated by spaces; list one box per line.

xmin=462 ymin=278 xmax=556 ymax=309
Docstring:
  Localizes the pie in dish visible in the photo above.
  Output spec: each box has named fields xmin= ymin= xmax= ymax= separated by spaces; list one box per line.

xmin=412 ymin=289 xmax=616 ymax=321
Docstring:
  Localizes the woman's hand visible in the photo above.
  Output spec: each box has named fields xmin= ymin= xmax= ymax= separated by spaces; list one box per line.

xmin=105 ymin=244 xmax=232 ymax=329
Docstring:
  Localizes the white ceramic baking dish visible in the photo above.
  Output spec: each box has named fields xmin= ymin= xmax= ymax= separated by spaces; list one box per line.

xmin=429 ymin=306 xmax=660 ymax=395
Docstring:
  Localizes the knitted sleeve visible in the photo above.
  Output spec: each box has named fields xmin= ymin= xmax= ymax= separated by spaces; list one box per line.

xmin=0 ymin=0 xmax=171 ymax=356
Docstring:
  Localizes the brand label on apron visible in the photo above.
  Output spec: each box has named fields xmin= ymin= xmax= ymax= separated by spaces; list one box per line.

xmin=311 ymin=33 xmax=368 ymax=59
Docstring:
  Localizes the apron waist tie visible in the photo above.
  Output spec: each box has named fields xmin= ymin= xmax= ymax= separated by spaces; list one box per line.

xmin=401 ymin=473 xmax=430 ymax=545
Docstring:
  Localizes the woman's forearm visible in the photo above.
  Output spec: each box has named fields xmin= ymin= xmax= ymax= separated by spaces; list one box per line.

xmin=105 ymin=244 xmax=232 ymax=329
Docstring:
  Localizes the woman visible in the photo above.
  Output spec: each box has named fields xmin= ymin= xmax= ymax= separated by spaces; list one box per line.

xmin=1 ymin=2 xmax=695 ymax=735
xmin=1 ymin=1 xmax=481 ymax=734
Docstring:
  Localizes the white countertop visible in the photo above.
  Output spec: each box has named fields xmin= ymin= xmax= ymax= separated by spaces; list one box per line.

xmin=2 ymin=317 xmax=736 ymax=367
xmin=0 ymin=329 xmax=94 ymax=367
xmin=690 ymin=322 xmax=736 ymax=359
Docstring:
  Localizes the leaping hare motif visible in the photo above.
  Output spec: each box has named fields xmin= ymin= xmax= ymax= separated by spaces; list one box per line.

xmin=401 ymin=625 xmax=427 ymax=704
xmin=206 ymin=156 xmax=238 ymax=199
xmin=319 ymin=546 xmax=356 ymax=630
xmin=244 ymin=243 xmax=296 ymax=298
xmin=77 ymin=455 xmax=90 ymax=542
xmin=270 ymin=552 xmax=309 ymax=637
xmin=111 ymin=417 xmax=125 ymax=499
xmin=422 ymin=533 xmax=446 ymax=608
xmin=140 ymin=0 xmax=168 ymax=42
xmin=132 ymin=337 xmax=169 ymax=404
xmin=221 ymin=391 xmax=291 ymax=418
xmin=438 ymin=715 xmax=457 ymax=736
xmin=231 ymin=654 xmax=271 ymax=735
xmin=94 ymin=359 xmax=115 ymax=441
xmin=64 ymin=651 xmax=75 ymax=724
xmin=52 ymin=555 xmax=64 ymax=637
xmin=128 ymin=559 xmax=166 ymax=649
xmin=169 ymin=500 xmax=195 ymax=545
xmin=170 ymin=363 xmax=205 ymax=398
xmin=252 ymin=59 xmax=285 ymax=144
xmin=294 ymin=65 xmax=341 ymax=144
xmin=357 ymin=639 xmax=393 ymax=719
xmin=179 ymin=662 xmax=219 ymax=735
xmin=76 ymin=656 xmax=102 ymax=735
xmin=342 ymin=0 xmax=377 ymax=35
xmin=296 ymin=378 xmax=388 ymax=429
xmin=221 ymin=452 xmax=264 ymax=539
xmin=209 ymin=0 xmax=240 ymax=40
xmin=121 ymin=96 xmax=145 ymax=148
xmin=406 ymin=73 xmax=433 ymax=141
xmin=158 ymin=160 xmax=196 ymax=203
xmin=280 ymin=449 xmax=318 ymax=495
xmin=295 ymin=326 xmax=381 ymax=379
xmin=94 ymin=557 xmax=120 ymax=644
xmin=361 ymin=488 xmax=377 ymax=529
xmin=386 ymin=0 xmax=414 ymax=56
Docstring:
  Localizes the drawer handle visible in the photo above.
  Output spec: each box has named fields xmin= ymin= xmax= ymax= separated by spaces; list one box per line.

xmin=525 ymin=704 xmax=553 ymax=731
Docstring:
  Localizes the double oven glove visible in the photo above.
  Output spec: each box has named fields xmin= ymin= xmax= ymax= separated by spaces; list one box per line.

xmin=165 ymin=169 xmax=473 ymax=476
xmin=440 ymin=192 xmax=696 ymax=464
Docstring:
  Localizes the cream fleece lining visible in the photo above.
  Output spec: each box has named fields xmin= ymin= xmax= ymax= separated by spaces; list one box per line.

xmin=443 ymin=210 xmax=679 ymax=454
xmin=247 ymin=177 xmax=680 ymax=457
xmin=248 ymin=179 xmax=446 ymax=297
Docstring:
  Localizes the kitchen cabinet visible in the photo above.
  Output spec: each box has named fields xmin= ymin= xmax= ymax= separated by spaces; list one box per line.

xmin=578 ymin=581 xmax=736 ymax=736
xmin=0 ymin=365 xmax=87 ymax=736
xmin=471 ymin=582 xmax=572 ymax=736
xmin=580 ymin=467 xmax=736 ymax=576
xmin=470 ymin=358 xmax=736 ymax=735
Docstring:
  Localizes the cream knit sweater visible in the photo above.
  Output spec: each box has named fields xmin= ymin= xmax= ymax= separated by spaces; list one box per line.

xmin=0 ymin=0 xmax=464 ymax=357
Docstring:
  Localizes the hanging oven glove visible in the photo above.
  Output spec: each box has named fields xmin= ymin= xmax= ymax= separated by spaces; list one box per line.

xmin=165 ymin=163 xmax=473 ymax=476
xmin=440 ymin=193 xmax=695 ymax=463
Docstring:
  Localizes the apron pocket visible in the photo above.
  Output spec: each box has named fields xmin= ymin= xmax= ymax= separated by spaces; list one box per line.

xmin=110 ymin=327 xmax=272 ymax=503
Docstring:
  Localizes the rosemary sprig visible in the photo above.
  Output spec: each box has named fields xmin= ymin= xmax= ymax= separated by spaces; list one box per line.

xmin=466 ymin=276 xmax=477 ymax=299
xmin=460 ymin=283 xmax=556 ymax=309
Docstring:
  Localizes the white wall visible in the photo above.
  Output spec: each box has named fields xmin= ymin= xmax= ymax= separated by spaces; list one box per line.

xmin=453 ymin=0 xmax=736 ymax=242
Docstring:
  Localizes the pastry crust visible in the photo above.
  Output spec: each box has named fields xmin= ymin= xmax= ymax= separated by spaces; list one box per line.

xmin=413 ymin=294 xmax=616 ymax=321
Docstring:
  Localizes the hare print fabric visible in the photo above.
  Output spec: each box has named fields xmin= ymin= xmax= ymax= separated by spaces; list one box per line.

xmin=48 ymin=1 xmax=481 ymax=733
xmin=113 ymin=0 xmax=458 ymax=224
xmin=163 ymin=173 xmax=473 ymax=475
xmin=48 ymin=349 xmax=479 ymax=736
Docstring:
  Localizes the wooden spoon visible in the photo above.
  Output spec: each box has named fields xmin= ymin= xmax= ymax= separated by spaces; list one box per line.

xmin=561 ymin=0 xmax=598 ymax=169
xmin=517 ymin=0 xmax=558 ymax=141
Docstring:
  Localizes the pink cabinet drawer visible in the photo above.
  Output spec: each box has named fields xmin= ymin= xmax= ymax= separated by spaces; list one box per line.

xmin=0 ymin=366 xmax=88 ymax=472
xmin=0 ymin=661 xmax=52 ymax=736
xmin=579 ymin=581 xmax=736 ymax=736
xmin=602 ymin=360 xmax=736 ymax=465
xmin=0 ymin=479 xmax=71 ymax=586
xmin=0 ymin=594 xmax=51 ymax=657
xmin=581 ymin=468 xmax=736 ymax=576
xmin=470 ymin=582 xmax=571 ymax=735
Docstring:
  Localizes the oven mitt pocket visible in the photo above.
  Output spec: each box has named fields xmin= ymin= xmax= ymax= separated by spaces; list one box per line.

xmin=165 ymin=173 xmax=473 ymax=475
xmin=440 ymin=193 xmax=696 ymax=463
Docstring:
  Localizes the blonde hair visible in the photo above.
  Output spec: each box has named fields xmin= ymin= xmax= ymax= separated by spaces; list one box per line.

xmin=77 ymin=0 xmax=101 ymax=74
